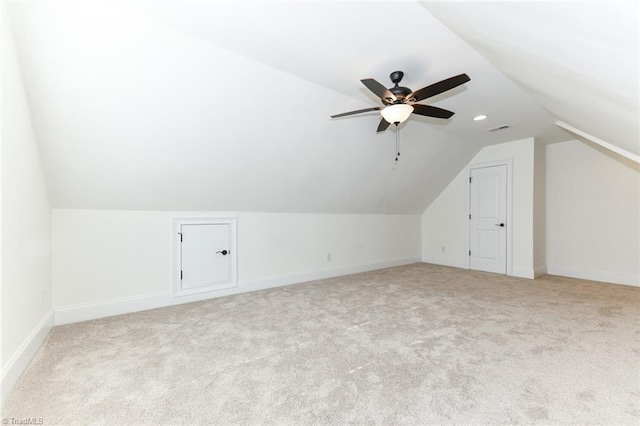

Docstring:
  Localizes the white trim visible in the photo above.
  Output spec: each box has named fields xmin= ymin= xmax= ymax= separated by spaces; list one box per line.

xmin=555 ymin=121 xmax=640 ymax=164
xmin=173 ymin=217 xmax=238 ymax=297
xmin=546 ymin=265 xmax=639 ymax=288
xmin=54 ymin=256 xmax=421 ymax=325
xmin=534 ymin=266 xmax=548 ymax=278
xmin=421 ymin=256 xmax=467 ymax=269
xmin=1 ymin=311 xmax=54 ymax=404
xmin=54 ymin=291 xmax=173 ymax=325
xmin=511 ymin=267 xmax=535 ymax=279
xmin=465 ymin=159 xmax=514 ymax=276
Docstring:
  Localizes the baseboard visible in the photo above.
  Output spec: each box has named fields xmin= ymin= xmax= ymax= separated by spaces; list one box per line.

xmin=534 ymin=266 xmax=547 ymax=278
xmin=240 ymin=256 xmax=421 ymax=290
xmin=54 ymin=291 xmax=175 ymax=325
xmin=1 ymin=310 xmax=54 ymax=404
xmin=421 ymin=256 xmax=467 ymax=269
xmin=422 ymin=258 xmax=544 ymax=281
xmin=510 ymin=267 xmax=535 ymax=279
xmin=54 ymin=256 xmax=421 ymax=325
xmin=546 ymin=265 xmax=639 ymax=287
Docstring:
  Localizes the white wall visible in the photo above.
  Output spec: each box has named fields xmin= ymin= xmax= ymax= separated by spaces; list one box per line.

xmin=420 ymin=172 xmax=467 ymax=269
xmin=546 ymin=140 xmax=639 ymax=286
xmin=422 ymin=138 xmax=536 ymax=278
xmin=533 ymin=139 xmax=546 ymax=275
xmin=52 ymin=210 xmax=421 ymax=323
xmin=1 ymin=6 xmax=53 ymax=403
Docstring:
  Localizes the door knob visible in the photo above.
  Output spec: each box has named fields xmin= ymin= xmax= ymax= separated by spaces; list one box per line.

xmin=216 ymin=250 xmax=228 ymax=255
xmin=495 ymin=223 xmax=505 ymax=227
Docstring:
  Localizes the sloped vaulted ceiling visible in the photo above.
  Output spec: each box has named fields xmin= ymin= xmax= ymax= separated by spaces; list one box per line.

xmin=423 ymin=0 xmax=639 ymax=159
xmin=8 ymin=1 xmax=633 ymax=214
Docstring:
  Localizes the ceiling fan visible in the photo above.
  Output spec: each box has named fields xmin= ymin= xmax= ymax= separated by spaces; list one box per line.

xmin=331 ymin=71 xmax=470 ymax=132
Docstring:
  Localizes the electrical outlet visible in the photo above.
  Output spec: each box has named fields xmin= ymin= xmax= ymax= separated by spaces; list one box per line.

xmin=326 ymin=253 xmax=332 ymax=261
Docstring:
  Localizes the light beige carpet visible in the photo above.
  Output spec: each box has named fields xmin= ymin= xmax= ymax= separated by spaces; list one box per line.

xmin=3 ymin=263 xmax=639 ymax=425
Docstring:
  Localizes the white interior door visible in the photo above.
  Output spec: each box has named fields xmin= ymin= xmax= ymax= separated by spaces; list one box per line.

xmin=469 ymin=165 xmax=507 ymax=274
xmin=180 ymin=223 xmax=231 ymax=291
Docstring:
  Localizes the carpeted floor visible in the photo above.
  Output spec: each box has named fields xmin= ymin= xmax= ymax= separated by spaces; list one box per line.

xmin=3 ymin=263 xmax=639 ymax=425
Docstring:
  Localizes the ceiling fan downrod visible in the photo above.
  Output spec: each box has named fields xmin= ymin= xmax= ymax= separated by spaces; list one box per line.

xmin=389 ymin=71 xmax=412 ymax=101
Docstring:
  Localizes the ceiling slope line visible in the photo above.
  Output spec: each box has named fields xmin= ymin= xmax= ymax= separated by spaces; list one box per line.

xmin=555 ymin=121 xmax=639 ymax=164
xmin=108 ymin=1 xmax=377 ymax=112
xmin=117 ymin=1 xmax=498 ymax=114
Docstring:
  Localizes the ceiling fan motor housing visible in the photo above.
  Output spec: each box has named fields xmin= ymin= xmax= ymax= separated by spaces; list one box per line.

xmin=390 ymin=85 xmax=412 ymax=100
xmin=389 ymin=71 xmax=412 ymax=102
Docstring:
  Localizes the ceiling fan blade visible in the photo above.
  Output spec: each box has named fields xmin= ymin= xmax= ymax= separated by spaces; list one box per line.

xmin=331 ymin=106 xmax=382 ymax=118
xmin=409 ymin=73 xmax=470 ymax=102
xmin=412 ymin=104 xmax=455 ymax=119
xmin=376 ymin=118 xmax=391 ymax=133
xmin=361 ymin=78 xmax=396 ymax=103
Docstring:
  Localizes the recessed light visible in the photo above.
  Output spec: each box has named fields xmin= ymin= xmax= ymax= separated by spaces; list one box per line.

xmin=473 ymin=114 xmax=487 ymax=121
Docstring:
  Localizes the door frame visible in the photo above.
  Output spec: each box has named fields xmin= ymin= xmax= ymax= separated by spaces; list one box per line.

xmin=465 ymin=159 xmax=513 ymax=276
xmin=173 ymin=217 xmax=238 ymax=297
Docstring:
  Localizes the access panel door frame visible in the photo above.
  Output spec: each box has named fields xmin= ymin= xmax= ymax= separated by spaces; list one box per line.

xmin=173 ymin=217 xmax=238 ymax=297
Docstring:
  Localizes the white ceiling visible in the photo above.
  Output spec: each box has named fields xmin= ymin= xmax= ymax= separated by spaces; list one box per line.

xmin=423 ymin=0 xmax=639 ymax=157
xmin=7 ymin=1 xmax=635 ymax=214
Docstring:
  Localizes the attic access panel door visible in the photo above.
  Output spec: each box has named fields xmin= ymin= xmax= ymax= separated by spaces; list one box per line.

xmin=469 ymin=165 xmax=507 ymax=274
xmin=174 ymin=218 xmax=237 ymax=297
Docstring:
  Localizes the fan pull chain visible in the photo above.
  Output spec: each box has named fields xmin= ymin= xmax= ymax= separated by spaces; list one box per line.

xmin=395 ymin=124 xmax=400 ymax=162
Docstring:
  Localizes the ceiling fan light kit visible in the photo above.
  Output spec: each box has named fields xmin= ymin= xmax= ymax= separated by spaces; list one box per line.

xmin=381 ymin=104 xmax=414 ymax=124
